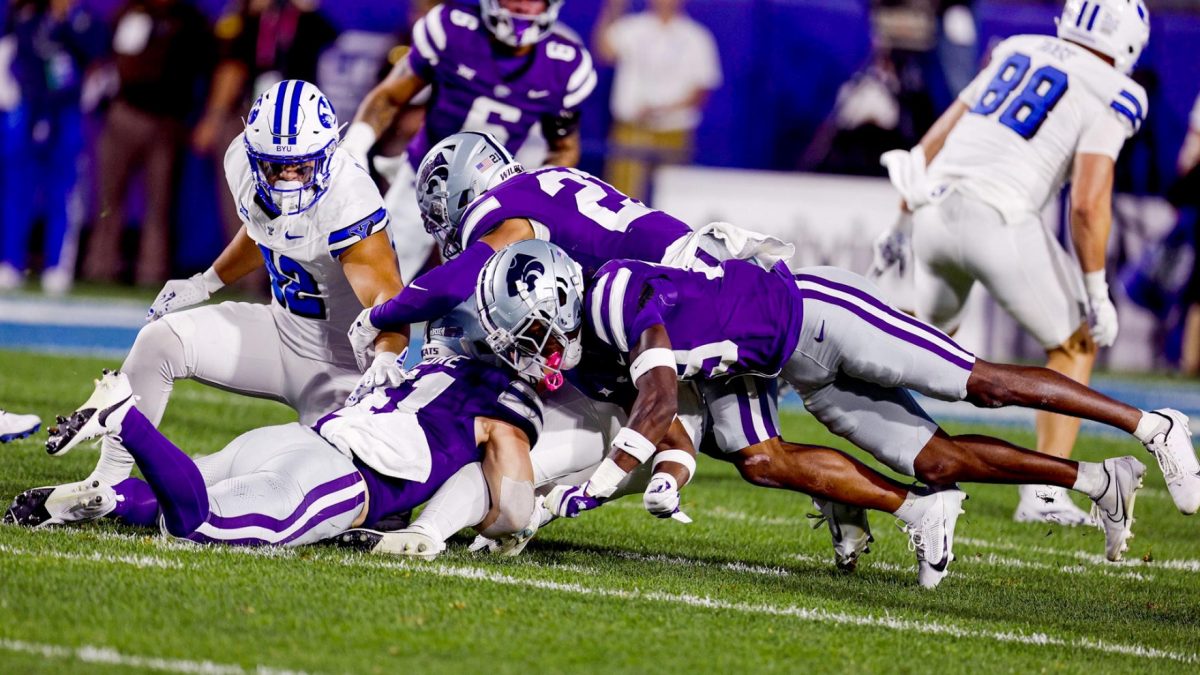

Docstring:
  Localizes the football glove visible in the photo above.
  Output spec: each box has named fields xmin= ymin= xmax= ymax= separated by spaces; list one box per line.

xmin=643 ymin=473 xmax=692 ymax=523
xmin=1084 ymin=271 xmax=1119 ymax=347
xmin=346 ymin=349 xmax=407 ymax=406
xmin=348 ymin=307 xmax=383 ymax=372
xmin=146 ymin=270 xmax=222 ymax=321
xmin=545 ymin=483 xmax=602 ymax=519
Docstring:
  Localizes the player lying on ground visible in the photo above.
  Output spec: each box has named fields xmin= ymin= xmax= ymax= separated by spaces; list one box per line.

xmin=3 ymin=243 xmax=587 ymax=549
xmin=341 ymin=0 xmax=596 ymax=282
xmin=880 ymin=0 xmax=1151 ymax=525
xmin=55 ymin=80 xmax=407 ymax=510
xmin=548 ymin=258 xmax=1198 ymax=584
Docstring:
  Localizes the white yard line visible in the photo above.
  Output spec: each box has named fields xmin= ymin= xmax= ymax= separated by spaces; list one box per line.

xmin=0 ymin=639 xmax=308 ymax=675
xmin=338 ymin=557 xmax=1199 ymax=665
xmin=959 ymin=537 xmax=1200 ymax=573
xmin=0 ymin=543 xmax=180 ymax=569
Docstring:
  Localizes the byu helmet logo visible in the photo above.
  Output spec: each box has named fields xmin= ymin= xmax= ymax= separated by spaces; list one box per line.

xmin=317 ymin=97 xmax=335 ymax=129
xmin=247 ymin=102 xmax=261 ymax=124
xmin=506 ymin=253 xmax=546 ymax=297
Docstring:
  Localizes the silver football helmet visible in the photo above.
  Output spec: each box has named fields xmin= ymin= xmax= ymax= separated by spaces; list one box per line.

xmin=480 ymin=0 xmax=565 ymax=48
xmin=416 ymin=132 xmax=524 ymax=259
xmin=477 ymin=240 xmax=584 ymax=390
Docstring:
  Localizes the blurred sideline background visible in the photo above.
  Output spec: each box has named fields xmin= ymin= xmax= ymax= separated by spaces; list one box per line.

xmin=1 ymin=0 xmax=1199 ymax=375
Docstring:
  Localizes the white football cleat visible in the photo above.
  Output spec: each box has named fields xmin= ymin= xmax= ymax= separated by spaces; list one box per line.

xmin=1089 ymin=456 xmax=1146 ymax=562
xmin=1013 ymin=484 xmax=1096 ymax=527
xmin=0 ymin=409 xmax=41 ymax=443
xmin=898 ymin=489 xmax=967 ymax=589
xmin=3 ymin=479 xmax=117 ymax=529
xmin=333 ymin=524 xmax=445 ymax=560
xmin=1142 ymin=409 xmax=1200 ymax=515
xmin=811 ymin=499 xmax=873 ymax=571
xmin=46 ymin=370 xmax=135 ymax=457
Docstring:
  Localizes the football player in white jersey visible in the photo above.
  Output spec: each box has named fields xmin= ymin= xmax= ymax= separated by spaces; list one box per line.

xmin=883 ymin=0 xmax=1175 ymax=525
xmin=53 ymin=80 xmax=408 ymax=497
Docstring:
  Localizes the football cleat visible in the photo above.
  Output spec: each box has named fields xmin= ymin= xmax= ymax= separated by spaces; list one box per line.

xmin=898 ymin=489 xmax=967 ymax=589
xmin=1142 ymin=409 xmax=1200 ymax=515
xmin=1013 ymin=484 xmax=1096 ymax=527
xmin=1089 ymin=456 xmax=1146 ymax=562
xmin=810 ymin=499 xmax=873 ymax=572
xmin=331 ymin=525 xmax=445 ymax=561
xmin=46 ymin=370 xmax=135 ymax=457
xmin=0 ymin=409 xmax=41 ymax=443
xmin=3 ymin=479 xmax=117 ymax=528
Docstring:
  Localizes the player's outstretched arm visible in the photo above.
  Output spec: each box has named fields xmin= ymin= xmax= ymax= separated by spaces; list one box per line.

xmin=343 ymin=55 xmax=429 ymax=162
xmin=1069 ymin=153 xmax=1119 ymax=346
xmin=146 ymin=226 xmax=262 ymax=321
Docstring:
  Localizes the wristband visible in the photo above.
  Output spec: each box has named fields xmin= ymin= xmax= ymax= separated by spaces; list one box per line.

xmin=586 ymin=458 xmax=627 ymax=499
xmin=342 ymin=121 xmax=377 ymax=160
xmin=1083 ymin=270 xmax=1108 ymax=299
xmin=611 ymin=426 xmax=657 ymax=464
xmin=652 ymin=449 xmax=697 ymax=486
xmin=201 ymin=267 xmax=225 ymax=294
xmin=630 ymin=347 xmax=677 ymax=386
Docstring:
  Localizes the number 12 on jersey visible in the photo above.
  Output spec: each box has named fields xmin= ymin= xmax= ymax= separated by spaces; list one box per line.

xmin=970 ymin=53 xmax=1068 ymax=140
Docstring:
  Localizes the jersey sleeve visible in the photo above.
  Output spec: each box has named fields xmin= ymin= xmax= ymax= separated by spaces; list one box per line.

xmin=589 ymin=262 xmax=671 ymax=353
xmin=407 ymin=4 xmax=449 ymax=81
xmin=325 ymin=163 xmax=389 ymax=257
xmin=563 ymin=44 xmax=597 ymax=110
xmin=1076 ymin=109 xmax=1131 ymax=159
xmin=1106 ymin=85 xmax=1148 ymax=137
xmin=493 ymin=378 xmax=544 ymax=446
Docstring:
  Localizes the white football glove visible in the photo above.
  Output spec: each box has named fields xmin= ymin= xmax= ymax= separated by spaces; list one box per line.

xmin=372 ymin=153 xmax=408 ymax=185
xmin=346 ymin=350 xmax=407 ymax=406
xmin=868 ymin=213 xmax=913 ymax=280
xmin=348 ymin=307 xmax=383 ymax=372
xmin=340 ymin=121 xmax=376 ymax=167
xmin=1084 ymin=271 xmax=1119 ymax=347
xmin=643 ymin=473 xmax=692 ymax=523
xmin=146 ymin=270 xmax=222 ymax=321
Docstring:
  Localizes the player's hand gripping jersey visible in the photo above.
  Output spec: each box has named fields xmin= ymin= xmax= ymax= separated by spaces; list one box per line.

xmin=405 ymin=4 xmax=596 ymax=171
xmin=928 ymin=34 xmax=1147 ymax=224
xmin=224 ymin=130 xmax=388 ymax=366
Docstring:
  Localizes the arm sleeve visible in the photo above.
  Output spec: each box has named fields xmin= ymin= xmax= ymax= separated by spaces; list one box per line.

xmin=368 ymin=240 xmax=495 ymax=329
xmin=407 ymin=6 xmax=447 ymax=81
xmin=591 ymin=266 xmax=670 ymax=353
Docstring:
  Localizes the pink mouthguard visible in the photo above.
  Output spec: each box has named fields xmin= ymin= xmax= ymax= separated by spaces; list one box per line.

xmin=542 ymin=351 xmax=564 ymax=391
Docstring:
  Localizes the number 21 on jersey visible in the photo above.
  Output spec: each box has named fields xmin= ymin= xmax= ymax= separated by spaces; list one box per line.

xmin=970 ymin=53 xmax=1068 ymax=140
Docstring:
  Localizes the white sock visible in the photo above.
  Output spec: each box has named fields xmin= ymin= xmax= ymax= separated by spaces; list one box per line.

xmin=1132 ymin=411 xmax=1169 ymax=443
xmin=408 ymin=462 xmax=489 ymax=543
xmin=1071 ymin=462 xmax=1107 ymax=500
xmin=86 ymin=436 xmax=136 ymax=486
xmin=891 ymin=492 xmax=921 ymax=522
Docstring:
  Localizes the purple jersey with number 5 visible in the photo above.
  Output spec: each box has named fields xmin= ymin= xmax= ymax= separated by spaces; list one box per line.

xmin=459 ymin=167 xmax=693 ymax=277
xmin=587 ymin=260 xmax=804 ymax=380
xmin=406 ymin=5 xmax=596 ymax=170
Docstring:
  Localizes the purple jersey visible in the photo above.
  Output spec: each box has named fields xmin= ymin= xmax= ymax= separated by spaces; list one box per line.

xmin=315 ymin=356 xmax=542 ymax=526
xmin=406 ymin=5 xmax=596 ymax=169
xmin=460 ymin=167 xmax=693 ymax=277
xmin=587 ymin=260 xmax=804 ymax=380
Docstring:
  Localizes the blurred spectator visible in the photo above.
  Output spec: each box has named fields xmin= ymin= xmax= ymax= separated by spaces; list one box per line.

xmin=593 ymin=0 xmax=720 ymax=202
xmin=0 ymin=0 xmax=105 ymax=294
xmin=191 ymin=0 xmax=337 ymax=242
xmin=81 ymin=0 xmax=215 ymax=285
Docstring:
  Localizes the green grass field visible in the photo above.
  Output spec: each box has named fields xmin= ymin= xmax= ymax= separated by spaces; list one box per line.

xmin=1 ymin=348 xmax=1198 ymax=674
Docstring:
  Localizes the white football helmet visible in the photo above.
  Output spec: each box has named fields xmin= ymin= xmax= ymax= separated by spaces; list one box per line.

xmin=416 ymin=132 xmax=524 ymax=259
xmin=243 ymin=80 xmax=340 ymax=216
xmin=1056 ymin=0 xmax=1150 ymax=74
xmin=480 ymin=0 xmax=565 ymax=48
xmin=476 ymin=240 xmax=584 ymax=390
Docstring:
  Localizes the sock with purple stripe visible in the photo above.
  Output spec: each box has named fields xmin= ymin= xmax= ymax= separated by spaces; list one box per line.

xmin=109 ymin=477 xmax=161 ymax=527
xmin=119 ymin=407 xmax=210 ymax=537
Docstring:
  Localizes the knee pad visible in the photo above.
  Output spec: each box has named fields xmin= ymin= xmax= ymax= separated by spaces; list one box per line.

xmin=480 ymin=476 xmax=536 ymax=538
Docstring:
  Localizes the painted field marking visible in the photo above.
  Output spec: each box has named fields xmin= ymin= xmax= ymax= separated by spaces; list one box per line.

xmin=0 ymin=639 xmax=309 ymax=675
xmin=959 ymin=537 xmax=1200 ymax=573
xmin=0 ymin=543 xmax=179 ymax=569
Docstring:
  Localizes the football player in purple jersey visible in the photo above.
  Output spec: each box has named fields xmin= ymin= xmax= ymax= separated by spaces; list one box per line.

xmin=547 ymin=259 xmax=1199 ymax=587
xmin=341 ymin=1 xmax=597 ymax=283
xmin=4 ymin=243 xmax=586 ymax=558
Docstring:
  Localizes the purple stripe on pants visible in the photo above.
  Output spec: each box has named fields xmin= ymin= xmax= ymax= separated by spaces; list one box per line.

xmin=756 ymin=379 xmax=779 ymax=439
xmin=735 ymin=381 xmax=761 ymax=445
xmin=794 ymin=273 xmax=974 ymax=362
xmin=187 ymin=493 xmax=366 ymax=547
xmin=206 ymin=472 xmax=364 ymax=532
xmin=797 ymin=288 xmax=975 ymax=372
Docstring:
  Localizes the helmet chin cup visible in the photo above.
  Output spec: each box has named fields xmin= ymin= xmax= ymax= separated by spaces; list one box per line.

xmin=542 ymin=351 xmax=565 ymax=391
